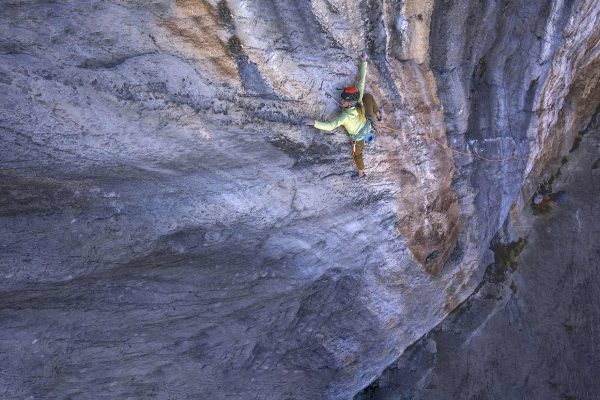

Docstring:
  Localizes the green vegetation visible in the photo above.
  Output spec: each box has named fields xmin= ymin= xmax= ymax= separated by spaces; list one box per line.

xmin=491 ymin=238 xmax=527 ymax=271
xmin=569 ymin=133 xmax=583 ymax=152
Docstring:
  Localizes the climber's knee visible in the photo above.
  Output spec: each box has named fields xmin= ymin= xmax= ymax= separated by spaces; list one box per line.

xmin=363 ymin=93 xmax=381 ymax=121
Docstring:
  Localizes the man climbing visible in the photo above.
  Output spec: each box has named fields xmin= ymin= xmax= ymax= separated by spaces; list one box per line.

xmin=531 ymin=180 xmax=566 ymax=213
xmin=303 ymin=54 xmax=381 ymax=178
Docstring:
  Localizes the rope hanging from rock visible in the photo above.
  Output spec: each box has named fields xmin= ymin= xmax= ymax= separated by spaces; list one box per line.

xmin=376 ymin=123 xmax=531 ymax=163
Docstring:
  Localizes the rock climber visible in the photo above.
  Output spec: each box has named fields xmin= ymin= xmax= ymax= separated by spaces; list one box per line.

xmin=303 ymin=53 xmax=382 ymax=178
xmin=532 ymin=181 xmax=566 ymax=213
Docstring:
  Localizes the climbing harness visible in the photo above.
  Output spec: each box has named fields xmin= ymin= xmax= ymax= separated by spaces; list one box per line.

xmin=365 ymin=118 xmax=377 ymax=143
xmin=376 ymin=123 xmax=531 ymax=163
xmin=352 ymin=120 xmax=374 ymax=142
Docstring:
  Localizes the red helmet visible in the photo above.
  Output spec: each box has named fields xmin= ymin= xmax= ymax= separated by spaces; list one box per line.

xmin=341 ymin=86 xmax=359 ymax=103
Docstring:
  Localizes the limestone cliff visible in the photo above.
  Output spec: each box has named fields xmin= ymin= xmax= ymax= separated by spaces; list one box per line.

xmin=0 ymin=1 xmax=598 ymax=399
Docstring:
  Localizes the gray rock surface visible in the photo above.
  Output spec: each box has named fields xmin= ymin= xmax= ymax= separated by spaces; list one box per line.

xmin=0 ymin=0 xmax=599 ymax=399
xmin=355 ymin=110 xmax=600 ymax=400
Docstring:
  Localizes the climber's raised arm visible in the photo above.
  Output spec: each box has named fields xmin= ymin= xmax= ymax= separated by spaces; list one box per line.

xmin=357 ymin=53 xmax=368 ymax=105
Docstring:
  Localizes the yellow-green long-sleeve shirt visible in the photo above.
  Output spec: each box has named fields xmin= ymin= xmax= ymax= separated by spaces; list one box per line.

xmin=314 ymin=61 xmax=368 ymax=137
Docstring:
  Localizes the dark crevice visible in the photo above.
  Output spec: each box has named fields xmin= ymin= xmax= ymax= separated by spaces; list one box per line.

xmin=78 ymin=52 xmax=158 ymax=69
xmin=361 ymin=0 xmax=404 ymax=104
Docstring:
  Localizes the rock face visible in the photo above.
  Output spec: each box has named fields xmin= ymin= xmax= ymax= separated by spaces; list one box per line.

xmin=0 ymin=1 xmax=598 ymax=399
xmin=355 ymin=110 xmax=600 ymax=400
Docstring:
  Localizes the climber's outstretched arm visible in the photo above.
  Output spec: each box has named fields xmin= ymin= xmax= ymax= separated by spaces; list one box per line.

xmin=313 ymin=114 xmax=346 ymax=131
xmin=302 ymin=115 xmax=347 ymax=131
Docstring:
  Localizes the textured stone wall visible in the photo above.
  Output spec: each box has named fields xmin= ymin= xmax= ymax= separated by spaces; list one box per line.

xmin=0 ymin=0 xmax=598 ymax=399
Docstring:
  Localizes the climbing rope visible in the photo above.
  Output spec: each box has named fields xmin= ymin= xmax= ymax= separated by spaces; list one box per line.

xmin=376 ymin=123 xmax=531 ymax=163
